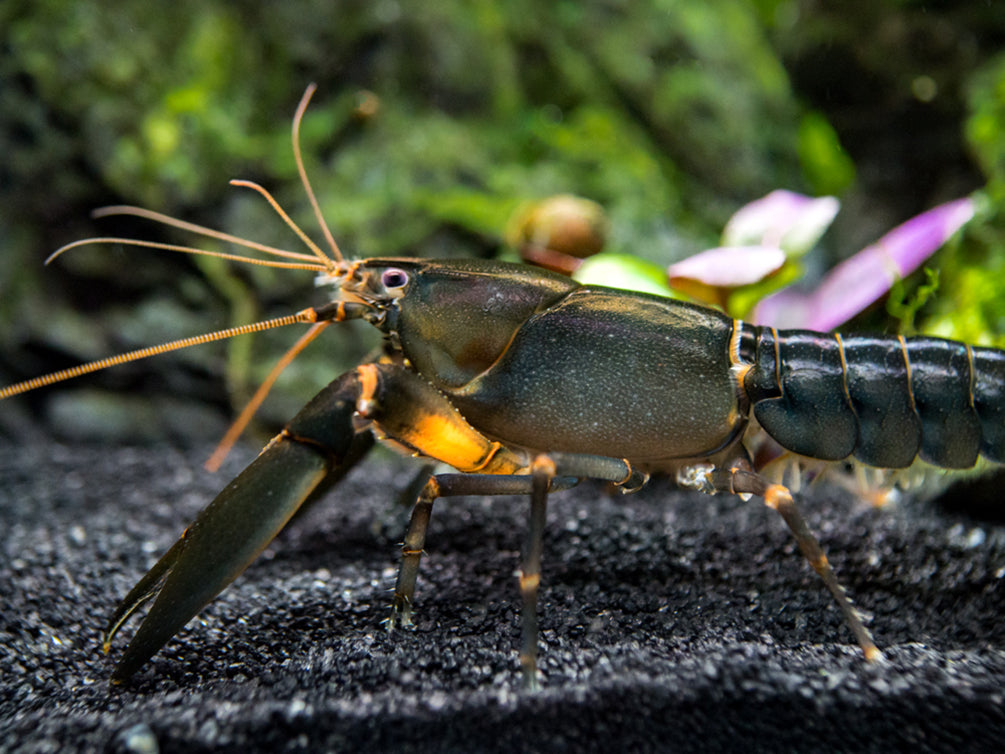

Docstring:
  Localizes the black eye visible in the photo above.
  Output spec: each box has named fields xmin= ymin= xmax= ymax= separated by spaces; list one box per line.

xmin=381 ymin=268 xmax=409 ymax=290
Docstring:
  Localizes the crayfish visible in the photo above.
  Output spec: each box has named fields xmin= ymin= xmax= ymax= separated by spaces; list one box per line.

xmin=4 ymin=85 xmax=1002 ymax=688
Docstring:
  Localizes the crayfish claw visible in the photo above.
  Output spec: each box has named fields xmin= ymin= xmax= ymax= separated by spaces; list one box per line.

xmin=105 ymin=371 xmax=375 ymax=681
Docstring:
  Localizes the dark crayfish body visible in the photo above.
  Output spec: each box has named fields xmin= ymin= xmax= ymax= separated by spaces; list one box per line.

xmin=3 ymin=81 xmax=993 ymax=684
xmin=5 ymin=87 xmax=993 ymax=688
xmin=369 ymin=257 xmax=1005 ymax=473
xmin=8 ymin=253 xmax=1002 ymax=686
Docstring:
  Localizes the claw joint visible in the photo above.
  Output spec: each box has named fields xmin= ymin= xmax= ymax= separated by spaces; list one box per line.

xmin=617 ymin=460 xmax=649 ymax=494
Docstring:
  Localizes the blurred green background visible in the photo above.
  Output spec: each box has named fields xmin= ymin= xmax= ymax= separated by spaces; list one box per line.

xmin=1 ymin=0 xmax=1004 ymax=444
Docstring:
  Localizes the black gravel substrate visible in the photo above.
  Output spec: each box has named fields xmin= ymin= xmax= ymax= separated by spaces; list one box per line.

xmin=1 ymin=444 xmax=1003 ymax=753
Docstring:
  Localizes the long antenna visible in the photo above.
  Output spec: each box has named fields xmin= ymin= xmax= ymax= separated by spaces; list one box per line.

xmin=1 ymin=84 xmax=348 ymax=424
xmin=0 ymin=310 xmax=321 ymax=400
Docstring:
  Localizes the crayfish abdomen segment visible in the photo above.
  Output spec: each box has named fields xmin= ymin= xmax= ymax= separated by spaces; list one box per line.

xmin=743 ymin=326 xmax=1005 ymax=469
xmin=969 ymin=347 xmax=1005 ymax=463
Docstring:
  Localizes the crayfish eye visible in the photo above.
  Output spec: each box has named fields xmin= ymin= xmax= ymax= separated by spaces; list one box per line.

xmin=380 ymin=268 xmax=409 ymax=293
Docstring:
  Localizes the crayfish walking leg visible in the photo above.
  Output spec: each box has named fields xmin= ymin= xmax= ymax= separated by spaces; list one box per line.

xmin=387 ymin=452 xmax=643 ymax=689
xmin=387 ymin=471 xmax=576 ymax=632
xmin=385 ymin=466 xmax=561 ymax=689
xmin=102 ymin=356 xmax=644 ymax=685
xmin=680 ymin=463 xmax=880 ymax=661
xmin=518 ymin=453 xmax=647 ymax=688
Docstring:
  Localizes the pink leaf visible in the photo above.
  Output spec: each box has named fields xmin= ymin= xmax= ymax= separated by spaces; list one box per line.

xmin=667 ymin=246 xmax=786 ymax=289
xmin=723 ymin=190 xmax=839 ymax=256
xmin=753 ymin=197 xmax=975 ymax=329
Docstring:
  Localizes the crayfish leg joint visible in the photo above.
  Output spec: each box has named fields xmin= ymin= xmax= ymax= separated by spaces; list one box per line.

xmin=676 ymin=464 xmax=716 ymax=494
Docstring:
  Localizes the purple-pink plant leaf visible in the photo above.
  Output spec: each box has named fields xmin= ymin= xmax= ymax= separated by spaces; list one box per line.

xmin=666 ymin=245 xmax=786 ymax=289
xmin=749 ymin=288 xmax=814 ymax=329
xmin=723 ymin=190 xmax=840 ymax=257
xmin=753 ymin=197 xmax=975 ymax=330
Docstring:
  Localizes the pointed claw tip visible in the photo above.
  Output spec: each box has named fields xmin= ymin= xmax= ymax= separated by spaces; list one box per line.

xmin=110 ymin=660 xmax=140 ymax=685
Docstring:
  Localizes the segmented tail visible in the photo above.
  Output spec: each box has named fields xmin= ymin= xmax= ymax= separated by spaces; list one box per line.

xmin=741 ymin=326 xmax=1005 ymax=469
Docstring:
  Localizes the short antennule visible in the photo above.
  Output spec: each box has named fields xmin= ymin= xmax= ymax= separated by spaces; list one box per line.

xmin=2 ymin=86 xmax=346 ymax=412
xmin=89 ymin=205 xmax=323 ymax=263
xmin=293 ymin=83 xmax=344 ymax=264
xmin=41 ymin=85 xmax=342 ymax=275
xmin=45 ymin=236 xmax=325 ymax=271
xmin=230 ymin=179 xmax=335 ymax=271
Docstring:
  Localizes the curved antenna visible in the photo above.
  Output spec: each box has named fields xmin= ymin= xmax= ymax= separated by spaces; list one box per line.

xmin=3 ymin=87 xmax=348 ymax=422
xmin=230 ymin=179 xmax=335 ymax=270
xmin=45 ymin=85 xmax=344 ymax=272
xmin=293 ymin=83 xmax=343 ymax=263
xmin=47 ymin=236 xmax=326 ymax=271
xmin=92 ymin=206 xmax=323 ymax=262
